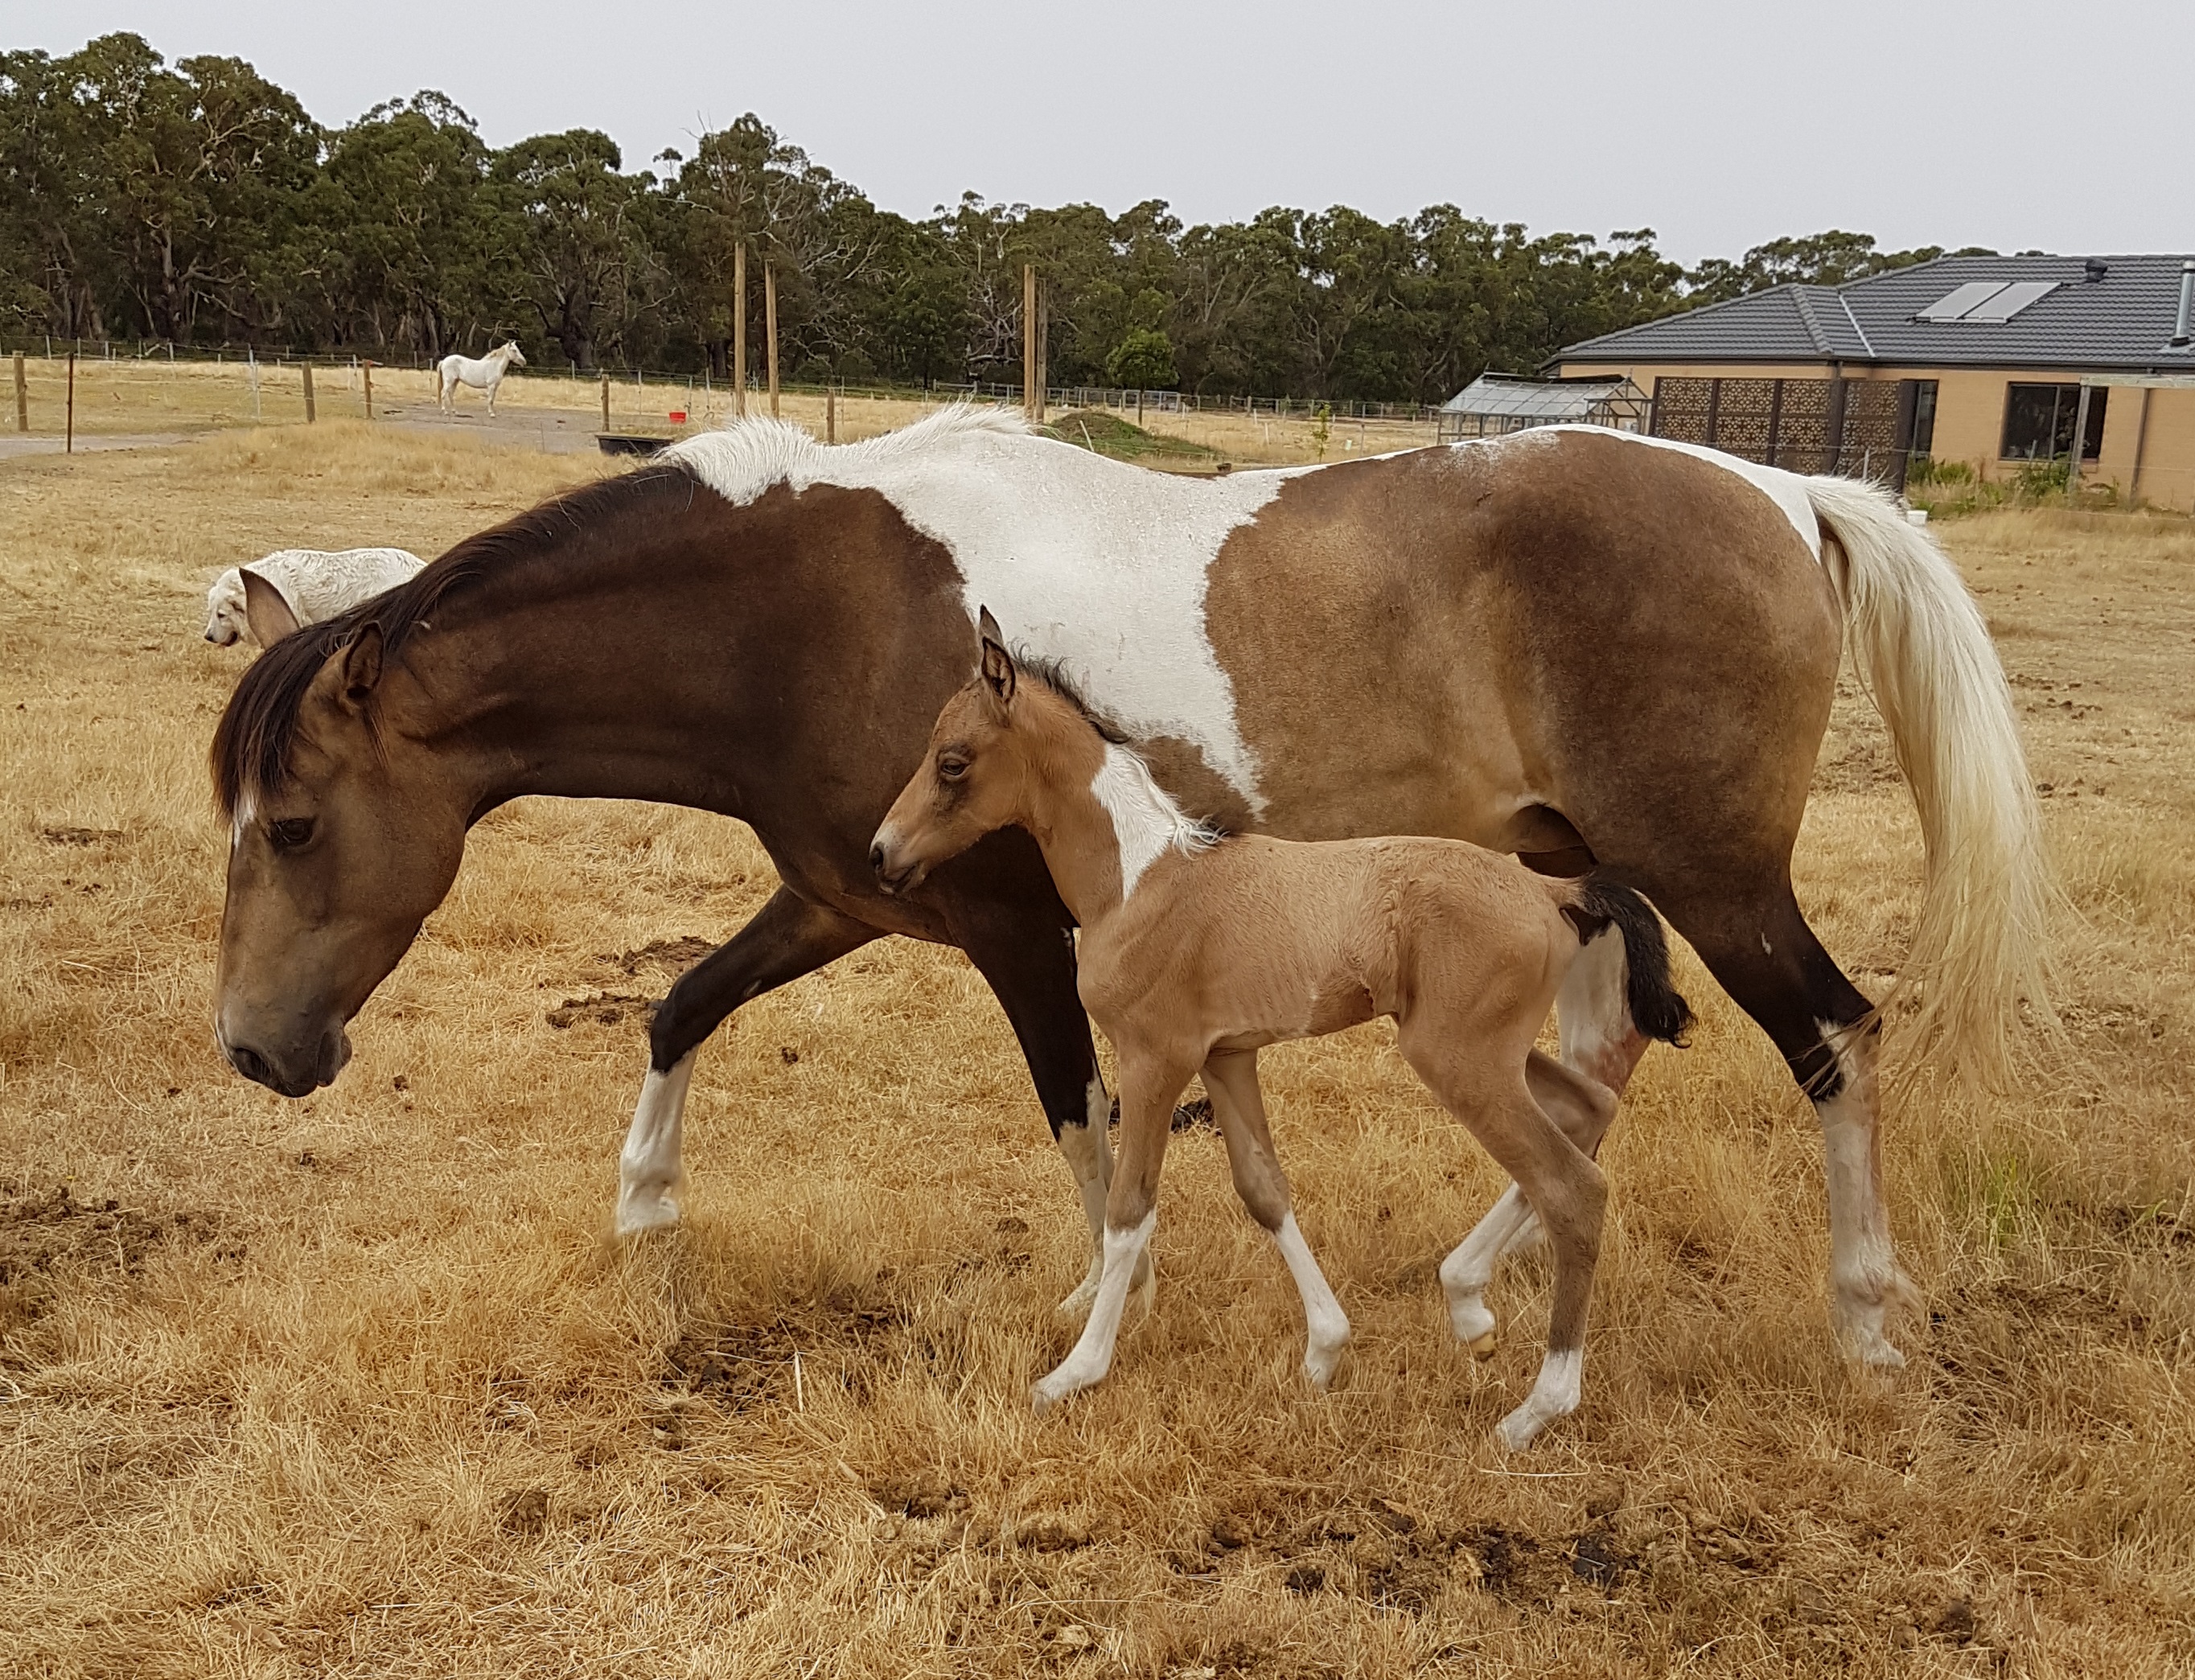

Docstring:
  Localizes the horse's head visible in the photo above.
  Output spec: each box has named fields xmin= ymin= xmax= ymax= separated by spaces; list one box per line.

xmin=212 ymin=622 xmax=471 ymax=1096
xmin=872 ymin=609 xmax=1068 ymax=896
xmin=502 ymin=341 xmax=527 ymax=369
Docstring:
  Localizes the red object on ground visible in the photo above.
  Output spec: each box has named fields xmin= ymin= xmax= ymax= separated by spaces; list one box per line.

xmin=669 ymin=410 xmax=688 ymax=424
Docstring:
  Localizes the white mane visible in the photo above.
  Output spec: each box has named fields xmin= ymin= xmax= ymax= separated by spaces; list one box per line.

xmin=666 ymin=404 xmax=1032 ymax=508
xmin=1091 ymin=741 xmax=1219 ymax=902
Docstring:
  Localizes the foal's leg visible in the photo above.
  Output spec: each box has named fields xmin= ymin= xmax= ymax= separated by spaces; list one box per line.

xmin=1401 ymin=1023 xmax=1607 ymax=1450
xmin=1491 ymin=927 xmax=1647 ymax=1260
xmin=942 ymin=866 xmax=1148 ymax=1321
xmin=1034 ymin=1054 xmax=1187 ymax=1412
xmin=1442 ymin=1051 xmax=1617 ymax=1352
xmin=1202 ymin=1049 xmax=1350 ymax=1389
xmin=617 ymin=888 xmax=880 ymax=1234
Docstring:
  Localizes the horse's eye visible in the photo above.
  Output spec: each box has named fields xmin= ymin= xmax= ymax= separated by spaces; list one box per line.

xmin=269 ymin=817 xmax=315 ymax=851
xmin=938 ymin=755 xmax=969 ymax=782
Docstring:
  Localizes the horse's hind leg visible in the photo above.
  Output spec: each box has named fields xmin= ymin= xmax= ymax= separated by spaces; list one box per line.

xmin=1202 ymin=1049 xmax=1350 ymax=1388
xmin=1663 ymin=881 xmax=1916 ymax=1368
xmin=1401 ymin=1021 xmax=1606 ymax=1449
xmin=1441 ymin=1051 xmax=1615 ymax=1354
xmin=618 ymin=887 xmax=880 ymax=1234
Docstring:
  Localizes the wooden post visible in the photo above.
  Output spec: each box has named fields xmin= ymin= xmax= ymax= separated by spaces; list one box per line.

xmin=1034 ymin=281 xmax=1047 ymax=424
xmin=13 ymin=351 xmax=24 ymax=433
xmin=733 ymin=243 xmax=748 ymax=418
xmin=826 ymin=386 xmax=836 ymax=445
xmin=1022 ymin=265 xmax=1038 ymax=420
xmin=600 ymin=373 xmax=610 ymax=432
xmin=65 ymin=349 xmax=76 ymax=454
xmin=302 ymin=362 xmax=316 ymax=423
xmin=765 ymin=262 xmax=780 ymax=417
xmin=362 ymin=361 xmax=375 ymax=421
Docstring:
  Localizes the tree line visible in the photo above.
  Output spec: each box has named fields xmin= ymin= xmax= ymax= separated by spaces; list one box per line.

xmin=0 ymin=34 xmax=1981 ymax=402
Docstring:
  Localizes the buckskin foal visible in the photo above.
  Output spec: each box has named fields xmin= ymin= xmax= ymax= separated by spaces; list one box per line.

xmin=871 ymin=614 xmax=1695 ymax=1446
xmin=211 ymin=407 xmax=2049 ymax=1367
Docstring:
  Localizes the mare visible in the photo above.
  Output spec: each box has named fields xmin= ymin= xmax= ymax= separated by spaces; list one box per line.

xmin=436 ymin=341 xmax=526 ymax=415
xmin=870 ymin=614 xmax=1696 ymax=1446
xmin=208 ymin=407 xmax=2049 ymax=1367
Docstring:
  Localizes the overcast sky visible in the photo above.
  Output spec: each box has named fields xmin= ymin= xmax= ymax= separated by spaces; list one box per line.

xmin=15 ymin=0 xmax=2182 ymax=265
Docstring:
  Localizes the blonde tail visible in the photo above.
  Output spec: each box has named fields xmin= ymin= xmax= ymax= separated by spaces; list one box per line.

xmin=1802 ymin=475 xmax=2057 ymax=1085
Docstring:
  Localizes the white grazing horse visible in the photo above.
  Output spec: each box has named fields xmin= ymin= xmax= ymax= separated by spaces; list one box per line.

xmin=437 ymin=341 xmax=527 ymax=416
xmin=204 ymin=548 xmax=426 ymax=648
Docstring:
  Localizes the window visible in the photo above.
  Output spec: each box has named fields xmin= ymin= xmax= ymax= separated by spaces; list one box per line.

xmin=2000 ymin=383 xmax=2107 ymax=461
xmin=1910 ymin=380 xmax=1938 ymax=458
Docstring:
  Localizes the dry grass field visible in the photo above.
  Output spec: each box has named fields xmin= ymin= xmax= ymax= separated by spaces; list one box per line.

xmin=7 ymin=353 xmax=1423 ymax=466
xmin=1 ymin=422 xmax=2190 ymax=1677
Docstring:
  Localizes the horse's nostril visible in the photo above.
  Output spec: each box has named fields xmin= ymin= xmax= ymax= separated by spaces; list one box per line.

xmin=227 ymin=1041 xmax=277 ymax=1088
xmin=869 ymin=843 xmax=887 ymax=877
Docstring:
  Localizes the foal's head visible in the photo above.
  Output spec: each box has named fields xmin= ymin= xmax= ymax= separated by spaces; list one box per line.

xmin=869 ymin=609 xmax=1098 ymax=897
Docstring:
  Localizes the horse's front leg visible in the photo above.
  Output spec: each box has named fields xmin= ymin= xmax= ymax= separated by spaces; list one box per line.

xmin=617 ymin=886 xmax=880 ymax=1234
xmin=938 ymin=853 xmax=1145 ymax=1321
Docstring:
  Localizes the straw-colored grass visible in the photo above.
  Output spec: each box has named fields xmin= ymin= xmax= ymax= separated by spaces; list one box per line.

xmin=7 ymin=353 xmax=1421 ymax=466
xmin=0 ymin=428 xmax=2189 ymax=1676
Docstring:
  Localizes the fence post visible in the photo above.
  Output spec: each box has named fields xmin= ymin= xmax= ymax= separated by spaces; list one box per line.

xmin=13 ymin=352 xmax=24 ymax=433
xmin=66 ymin=348 xmax=76 ymax=454
xmin=600 ymin=374 xmax=610 ymax=433
xmin=826 ymin=385 xmax=836 ymax=445
xmin=302 ymin=363 xmax=316 ymax=423
xmin=733 ymin=243 xmax=747 ymax=419
xmin=765 ymin=263 xmax=781 ymax=418
xmin=1022 ymin=265 xmax=1038 ymax=420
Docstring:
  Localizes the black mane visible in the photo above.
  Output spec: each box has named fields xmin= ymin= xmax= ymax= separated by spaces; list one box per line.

xmin=211 ymin=465 xmax=691 ymax=816
xmin=1014 ymin=651 xmax=1129 ymax=746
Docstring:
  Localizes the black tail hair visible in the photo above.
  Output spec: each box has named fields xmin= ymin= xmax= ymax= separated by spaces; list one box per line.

xmin=1558 ymin=877 xmax=1694 ymax=1047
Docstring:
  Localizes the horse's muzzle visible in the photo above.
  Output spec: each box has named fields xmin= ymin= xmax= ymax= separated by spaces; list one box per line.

xmin=869 ymin=835 xmax=923 ymax=897
xmin=220 ymin=1025 xmax=351 ymax=1098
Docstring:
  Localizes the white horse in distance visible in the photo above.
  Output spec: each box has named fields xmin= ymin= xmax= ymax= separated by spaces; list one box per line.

xmin=437 ymin=341 xmax=527 ymax=416
xmin=204 ymin=548 xmax=425 ymax=648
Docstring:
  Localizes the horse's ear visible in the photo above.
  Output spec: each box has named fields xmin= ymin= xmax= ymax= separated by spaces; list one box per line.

xmin=977 ymin=607 xmax=1016 ymax=704
xmin=340 ymin=623 xmax=384 ymax=712
xmin=240 ymin=569 xmax=301 ymax=647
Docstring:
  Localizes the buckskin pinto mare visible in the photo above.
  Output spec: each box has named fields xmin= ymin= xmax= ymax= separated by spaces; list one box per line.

xmin=869 ymin=614 xmax=1696 ymax=1445
xmin=209 ymin=407 xmax=2050 ymax=1366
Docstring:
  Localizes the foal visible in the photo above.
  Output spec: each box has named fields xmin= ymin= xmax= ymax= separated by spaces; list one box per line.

xmin=873 ymin=613 xmax=1692 ymax=1448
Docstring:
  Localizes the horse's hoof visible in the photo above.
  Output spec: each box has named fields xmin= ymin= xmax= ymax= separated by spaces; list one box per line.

xmin=1494 ymin=1406 xmax=1543 ymax=1452
xmin=1030 ymin=1381 xmax=1068 ymax=1416
xmin=1467 ymin=1330 xmax=1498 ymax=1361
xmin=1055 ymin=1279 xmax=1100 ymax=1320
xmin=614 ymin=1193 xmax=681 ymax=1237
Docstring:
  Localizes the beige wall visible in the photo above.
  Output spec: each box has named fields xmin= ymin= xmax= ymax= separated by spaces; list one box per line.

xmin=1559 ymin=359 xmax=2195 ymax=512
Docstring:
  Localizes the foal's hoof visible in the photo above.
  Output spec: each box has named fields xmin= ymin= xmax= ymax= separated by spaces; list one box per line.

xmin=1466 ymin=1330 xmax=1498 ymax=1361
xmin=1030 ymin=1379 xmax=1074 ymax=1417
xmin=614 ymin=1193 xmax=682 ymax=1237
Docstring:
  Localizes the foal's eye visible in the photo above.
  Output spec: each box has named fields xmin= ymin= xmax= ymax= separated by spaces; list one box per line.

xmin=268 ymin=817 xmax=315 ymax=851
xmin=938 ymin=755 xmax=969 ymax=782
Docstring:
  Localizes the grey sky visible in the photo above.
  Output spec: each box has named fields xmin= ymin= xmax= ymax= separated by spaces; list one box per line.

xmin=16 ymin=0 xmax=2183 ymax=265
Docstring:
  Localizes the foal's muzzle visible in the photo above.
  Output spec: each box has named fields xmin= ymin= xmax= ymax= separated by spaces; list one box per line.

xmin=869 ymin=831 xmax=922 ymax=896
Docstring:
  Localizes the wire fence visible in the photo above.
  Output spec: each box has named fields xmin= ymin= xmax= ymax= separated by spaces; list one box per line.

xmin=0 ymin=337 xmax=1446 ymax=423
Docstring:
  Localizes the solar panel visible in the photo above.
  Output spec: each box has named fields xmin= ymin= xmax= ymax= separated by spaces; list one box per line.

xmin=1962 ymin=281 xmax=2059 ymax=322
xmin=1916 ymin=281 xmax=2010 ymax=322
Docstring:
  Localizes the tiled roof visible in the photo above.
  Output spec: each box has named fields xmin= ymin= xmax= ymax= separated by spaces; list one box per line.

xmin=1558 ymin=254 xmax=2195 ymax=372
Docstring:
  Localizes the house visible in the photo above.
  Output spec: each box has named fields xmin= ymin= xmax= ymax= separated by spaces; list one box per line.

xmin=1552 ymin=254 xmax=2195 ymax=508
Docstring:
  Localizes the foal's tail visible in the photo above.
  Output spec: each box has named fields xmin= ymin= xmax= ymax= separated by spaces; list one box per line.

xmin=1802 ymin=474 xmax=2058 ymax=1085
xmin=1560 ymin=877 xmax=1693 ymax=1047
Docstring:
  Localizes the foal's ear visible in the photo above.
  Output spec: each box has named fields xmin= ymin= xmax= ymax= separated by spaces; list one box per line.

xmin=976 ymin=606 xmax=1016 ymax=704
xmin=240 ymin=569 xmax=302 ymax=647
xmin=339 ymin=622 xmax=384 ymax=713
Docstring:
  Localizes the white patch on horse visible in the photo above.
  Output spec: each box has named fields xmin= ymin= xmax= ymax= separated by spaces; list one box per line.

xmin=1272 ymin=1211 xmax=1350 ymax=1390
xmin=671 ymin=408 xmax=1317 ymax=814
xmin=1813 ymin=1018 xmax=1908 ymax=1369
xmin=1090 ymin=741 xmax=1216 ymax=901
xmin=1476 ymin=424 xmax=1823 ymax=557
xmin=1497 ymin=1345 xmax=1583 ymax=1452
xmin=616 ymin=1052 xmax=695 ymax=1234
xmin=1034 ymin=1208 xmax=1158 ymax=1413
